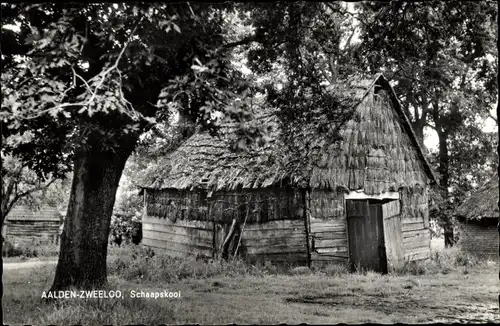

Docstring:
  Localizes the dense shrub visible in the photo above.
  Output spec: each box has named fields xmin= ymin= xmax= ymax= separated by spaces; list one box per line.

xmin=2 ymin=241 xmax=59 ymax=258
xmin=109 ymin=214 xmax=142 ymax=247
xmin=108 ymin=245 xmax=325 ymax=282
xmin=2 ymin=241 xmax=24 ymax=257
xmin=393 ymin=247 xmax=486 ymax=276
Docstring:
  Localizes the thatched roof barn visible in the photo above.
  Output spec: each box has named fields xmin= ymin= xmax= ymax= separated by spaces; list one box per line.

xmin=141 ymin=73 xmax=436 ymax=272
xmin=455 ymin=173 xmax=499 ymax=258
xmin=3 ymin=205 xmax=62 ymax=245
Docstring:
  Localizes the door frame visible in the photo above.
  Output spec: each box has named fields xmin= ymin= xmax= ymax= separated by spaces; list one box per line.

xmin=346 ymin=199 xmax=399 ymax=273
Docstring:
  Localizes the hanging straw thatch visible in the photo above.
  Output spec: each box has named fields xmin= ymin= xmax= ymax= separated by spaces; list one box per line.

xmin=142 ymin=74 xmax=435 ymax=195
xmin=455 ymin=172 xmax=499 ymax=220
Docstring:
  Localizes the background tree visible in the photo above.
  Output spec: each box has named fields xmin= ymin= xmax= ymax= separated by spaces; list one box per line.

xmin=1 ymin=132 xmax=71 ymax=239
xmin=220 ymin=2 xmax=363 ymax=186
xmin=355 ymin=1 xmax=498 ymax=245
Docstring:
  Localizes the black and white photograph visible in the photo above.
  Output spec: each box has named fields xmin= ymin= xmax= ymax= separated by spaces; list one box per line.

xmin=1 ymin=1 xmax=498 ymax=324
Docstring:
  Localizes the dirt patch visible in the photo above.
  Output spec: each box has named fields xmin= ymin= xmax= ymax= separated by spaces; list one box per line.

xmin=285 ymin=293 xmax=357 ymax=305
xmin=432 ymin=303 xmax=499 ymax=323
xmin=284 ymin=293 xmax=500 ymax=323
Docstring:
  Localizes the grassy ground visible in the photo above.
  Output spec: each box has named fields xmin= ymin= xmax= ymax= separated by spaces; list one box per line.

xmin=3 ymin=246 xmax=499 ymax=325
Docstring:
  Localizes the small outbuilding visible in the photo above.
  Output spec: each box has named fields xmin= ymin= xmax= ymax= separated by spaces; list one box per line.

xmin=140 ymin=74 xmax=436 ymax=272
xmin=3 ymin=205 xmax=62 ymax=245
xmin=455 ymin=172 xmax=499 ymax=258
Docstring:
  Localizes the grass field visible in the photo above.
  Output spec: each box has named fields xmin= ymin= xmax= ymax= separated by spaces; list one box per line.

xmin=3 ymin=246 xmax=499 ymax=325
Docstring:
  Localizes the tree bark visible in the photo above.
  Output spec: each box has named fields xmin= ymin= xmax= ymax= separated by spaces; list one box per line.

xmin=412 ymin=120 xmax=425 ymax=146
xmin=49 ymin=136 xmax=138 ymax=291
xmin=436 ymin=128 xmax=454 ymax=247
xmin=437 ymin=130 xmax=450 ymax=191
xmin=411 ymin=96 xmax=428 ymax=146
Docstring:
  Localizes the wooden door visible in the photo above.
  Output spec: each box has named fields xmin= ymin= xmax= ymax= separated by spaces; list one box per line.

xmin=346 ymin=200 xmax=387 ymax=273
xmin=382 ymin=200 xmax=403 ymax=271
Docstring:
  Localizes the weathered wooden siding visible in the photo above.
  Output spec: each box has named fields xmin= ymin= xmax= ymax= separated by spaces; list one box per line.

xmin=146 ymin=188 xmax=303 ymax=224
xmin=210 ymin=189 xmax=304 ymax=224
xmin=382 ymin=200 xmax=404 ymax=271
xmin=145 ymin=190 xmax=210 ymax=222
xmin=237 ymin=220 xmax=308 ymax=264
xmin=142 ymin=215 xmax=214 ymax=258
xmin=308 ymin=188 xmax=430 ymax=266
xmin=458 ymin=219 xmax=498 ymax=258
xmin=400 ymin=187 xmax=431 ymax=261
xmin=309 ymin=190 xmax=349 ymax=265
xmin=5 ymin=220 xmax=60 ymax=244
xmin=144 ymin=188 xmax=307 ymax=263
xmin=144 ymin=184 xmax=431 ymax=265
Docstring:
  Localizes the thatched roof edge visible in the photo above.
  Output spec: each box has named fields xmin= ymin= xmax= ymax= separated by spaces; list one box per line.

xmin=375 ymin=75 xmax=437 ymax=184
xmin=455 ymin=172 xmax=499 ymax=220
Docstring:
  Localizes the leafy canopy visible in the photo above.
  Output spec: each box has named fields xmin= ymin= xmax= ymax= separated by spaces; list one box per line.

xmin=1 ymin=3 xmax=258 ymax=179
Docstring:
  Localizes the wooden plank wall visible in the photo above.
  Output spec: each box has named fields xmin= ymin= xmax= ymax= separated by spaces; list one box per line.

xmin=399 ymin=187 xmax=431 ymax=261
xmin=144 ymin=188 xmax=307 ymax=263
xmin=210 ymin=189 xmax=304 ymax=224
xmin=238 ymin=220 xmax=308 ymax=264
xmin=309 ymin=190 xmax=349 ymax=266
xmin=142 ymin=215 xmax=214 ymax=258
xmin=382 ymin=200 xmax=404 ymax=271
xmin=6 ymin=221 xmax=61 ymax=244
xmin=145 ymin=190 xmax=210 ymax=222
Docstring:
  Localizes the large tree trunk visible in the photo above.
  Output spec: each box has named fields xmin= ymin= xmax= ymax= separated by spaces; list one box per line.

xmin=49 ymin=138 xmax=137 ymax=291
xmin=437 ymin=128 xmax=454 ymax=248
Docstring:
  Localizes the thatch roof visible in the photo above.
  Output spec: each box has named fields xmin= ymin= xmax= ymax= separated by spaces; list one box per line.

xmin=455 ymin=172 xmax=499 ymax=220
xmin=6 ymin=205 xmax=62 ymax=222
xmin=143 ymin=74 xmax=436 ymax=194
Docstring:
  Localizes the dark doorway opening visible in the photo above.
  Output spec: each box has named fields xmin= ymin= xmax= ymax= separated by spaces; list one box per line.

xmin=346 ymin=199 xmax=402 ymax=273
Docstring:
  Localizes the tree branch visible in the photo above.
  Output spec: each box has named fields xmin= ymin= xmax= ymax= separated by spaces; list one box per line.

xmin=11 ymin=178 xmax=58 ymax=208
xmin=19 ymin=17 xmax=145 ymax=121
xmin=328 ymin=55 xmax=338 ymax=84
xmin=319 ymin=65 xmax=333 ymax=85
xmin=223 ymin=34 xmax=258 ymax=49
xmin=343 ymin=26 xmax=357 ymax=52
xmin=488 ymin=111 xmax=498 ymax=124
xmin=424 ymin=122 xmax=436 ymax=130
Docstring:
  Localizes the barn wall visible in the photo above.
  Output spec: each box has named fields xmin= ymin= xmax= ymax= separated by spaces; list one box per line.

xmin=144 ymin=188 xmax=308 ymax=263
xmin=145 ymin=189 xmax=210 ymax=222
xmin=400 ymin=187 xmax=431 ymax=261
xmin=5 ymin=220 xmax=60 ymax=245
xmin=145 ymin=188 xmax=303 ymax=224
xmin=210 ymin=188 xmax=304 ymax=224
xmin=458 ymin=219 xmax=498 ymax=258
xmin=308 ymin=189 xmax=349 ymax=265
xmin=307 ymin=187 xmax=431 ymax=266
xmin=142 ymin=215 xmax=214 ymax=258
xmin=236 ymin=220 xmax=308 ymax=264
